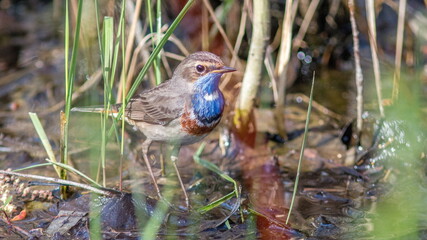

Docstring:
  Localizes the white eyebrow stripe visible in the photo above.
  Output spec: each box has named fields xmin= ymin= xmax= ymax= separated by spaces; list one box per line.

xmin=203 ymin=91 xmax=219 ymax=101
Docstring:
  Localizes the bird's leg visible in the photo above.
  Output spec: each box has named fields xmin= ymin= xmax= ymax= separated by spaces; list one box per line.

xmin=141 ymin=139 xmax=163 ymax=200
xmin=170 ymin=144 xmax=190 ymax=208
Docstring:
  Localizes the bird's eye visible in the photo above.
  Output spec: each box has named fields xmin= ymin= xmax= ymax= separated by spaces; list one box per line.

xmin=196 ymin=64 xmax=205 ymax=73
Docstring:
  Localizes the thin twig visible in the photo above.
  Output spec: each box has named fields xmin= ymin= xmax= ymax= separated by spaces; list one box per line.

xmin=0 ymin=170 xmax=115 ymax=196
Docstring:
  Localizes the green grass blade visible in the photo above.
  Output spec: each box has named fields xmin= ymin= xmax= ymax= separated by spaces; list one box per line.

xmin=120 ymin=2 xmax=127 ymax=156
xmin=108 ymin=1 xmax=126 ymax=100
xmin=94 ymin=0 xmax=104 ymax=74
xmin=197 ymin=191 xmax=236 ymax=213
xmin=102 ymin=17 xmax=114 ymax=81
xmin=64 ymin=0 xmax=69 ymax=99
xmin=146 ymin=0 xmax=154 ymax=36
xmin=193 ymin=143 xmax=238 ymax=186
xmin=62 ymin=0 xmax=83 ymax=190
xmin=155 ymin=0 xmax=162 ymax=85
xmin=107 ymin=1 xmax=126 ymax=130
xmin=101 ymin=16 xmax=114 ymax=187
xmin=14 ymin=163 xmax=53 ymax=172
xmin=286 ymin=72 xmax=316 ymax=224
xmin=146 ymin=0 xmax=160 ymax=85
xmin=99 ymin=1 xmax=127 ymax=185
xmin=193 ymin=142 xmax=240 ymax=213
xmin=45 ymin=159 xmax=102 ymax=188
xmin=64 ymin=0 xmax=83 ymax=118
xmin=28 ymin=112 xmax=61 ymax=177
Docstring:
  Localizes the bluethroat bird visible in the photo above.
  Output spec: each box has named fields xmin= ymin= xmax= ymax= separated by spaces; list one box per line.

xmin=73 ymin=51 xmax=235 ymax=207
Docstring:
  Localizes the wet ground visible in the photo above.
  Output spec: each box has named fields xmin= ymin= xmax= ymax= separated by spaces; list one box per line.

xmin=1 ymin=1 xmax=427 ymax=239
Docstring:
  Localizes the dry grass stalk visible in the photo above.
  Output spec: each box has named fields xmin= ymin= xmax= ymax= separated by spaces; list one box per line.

xmin=366 ymin=0 xmax=385 ymax=117
xmin=275 ymin=0 xmax=294 ymax=105
xmin=348 ymin=0 xmax=364 ymax=134
xmin=292 ymin=0 xmax=320 ymax=50
xmin=201 ymin=0 xmax=241 ymax=68
xmin=265 ymin=46 xmax=279 ymax=103
xmin=117 ymin=0 xmax=143 ymax=102
xmin=392 ymin=0 xmax=407 ymax=101
xmin=220 ymin=0 xmax=248 ymax=89
xmin=326 ymin=0 xmax=340 ymax=28
xmin=274 ymin=0 xmax=294 ymax=138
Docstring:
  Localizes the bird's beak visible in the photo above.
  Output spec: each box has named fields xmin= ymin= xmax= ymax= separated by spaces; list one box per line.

xmin=211 ymin=66 xmax=236 ymax=74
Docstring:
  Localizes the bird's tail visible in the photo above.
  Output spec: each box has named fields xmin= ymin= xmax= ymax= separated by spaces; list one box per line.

xmin=71 ymin=104 xmax=122 ymax=118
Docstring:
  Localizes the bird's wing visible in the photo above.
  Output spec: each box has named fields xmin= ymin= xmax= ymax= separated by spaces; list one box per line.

xmin=124 ymin=81 xmax=188 ymax=125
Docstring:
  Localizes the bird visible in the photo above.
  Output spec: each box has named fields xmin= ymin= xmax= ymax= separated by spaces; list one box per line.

xmin=73 ymin=51 xmax=235 ymax=208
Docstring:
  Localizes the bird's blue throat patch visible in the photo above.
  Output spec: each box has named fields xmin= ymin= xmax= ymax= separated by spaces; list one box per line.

xmin=191 ymin=73 xmax=225 ymax=125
